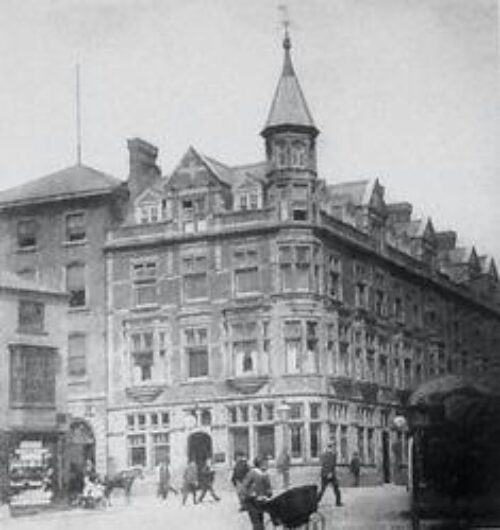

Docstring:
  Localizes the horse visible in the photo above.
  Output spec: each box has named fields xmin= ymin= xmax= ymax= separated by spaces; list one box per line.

xmin=103 ymin=467 xmax=144 ymax=505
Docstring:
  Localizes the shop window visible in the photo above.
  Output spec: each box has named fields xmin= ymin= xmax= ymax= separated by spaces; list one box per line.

xmin=183 ymin=255 xmax=208 ymax=300
xmin=256 ymin=425 xmax=275 ymax=460
xmin=289 ymin=424 xmax=303 ymax=459
xmin=65 ymin=212 xmax=86 ymax=242
xmin=310 ymin=423 xmax=321 ymax=459
xmin=230 ymin=428 xmax=249 ymax=460
xmin=18 ymin=300 xmax=44 ymax=333
xmin=367 ymin=428 xmax=375 ymax=465
xmin=132 ymin=260 xmax=157 ymax=307
xmin=357 ymin=427 xmax=365 ymax=463
xmin=10 ymin=345 xmax=55 ymax=406
xmin=68 ymin=333 xmax=86 ymax=377
xmin=17 ymin=218 xmax=37 ymax=249
xmin=127 ymin=434 xmax=146 ymax=467
xmin=340 ymin=425 xmax=348 ymax=464
xmin=185 ymin=327 xmax=209 ymax=378
xmin=152 ymin=432 xmax=170 ymax=466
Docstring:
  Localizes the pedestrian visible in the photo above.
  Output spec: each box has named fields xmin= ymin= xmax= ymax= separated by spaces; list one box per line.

xmin=231 ymin=452 xmax=250 ymax=510
xmin=277 ymin=447 xmax=291 ymax=490
xmin=350 ymin=451 xmax=361 ymax=487
xmin=157 ymin=459 xmax=178 ymax=500
xmin=317 ymin=440 xmax=343 ymax=506
xmin=181 ymin=459 xmax=198 ymax=505
xmin=197 ymin=458 xmax=220 ymax=503
xmin=241 ymin=456 xmax=273 ymax=530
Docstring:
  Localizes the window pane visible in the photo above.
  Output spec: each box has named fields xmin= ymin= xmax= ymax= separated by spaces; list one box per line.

xmin=66 ymin=264 xmax=86 ymax=307
xmin=256 ymin=426 xmax=275 ymax=460
xmin=310 ymin=423 xmax=321 ymax=458
xmin=18 ymin=300 xmax=44 ymax=332
xmin=235 ymin=268 xmax=259 ymax=294
xmin=68 ymin=334 xmax=86 ymax=376
xmin=66 ymin=213 xmax=86 ymax=241
xmin=17 ymin=219 xmax=37 ymax=247
xmin=188 ymin=348 xmax=208 ymax=378
xmin=290 ymin=424 xmax=303 ymax=458
xmin=184 ymin=273 xmax=208 ymax=299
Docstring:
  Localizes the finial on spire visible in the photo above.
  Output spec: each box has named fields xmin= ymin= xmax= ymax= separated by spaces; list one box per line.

xmin=278 ymin=4 xmax=291 ymax=50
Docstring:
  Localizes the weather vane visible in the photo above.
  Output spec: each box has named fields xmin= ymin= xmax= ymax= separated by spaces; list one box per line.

xmin=278 ymin=4 xmax=291 ymax=33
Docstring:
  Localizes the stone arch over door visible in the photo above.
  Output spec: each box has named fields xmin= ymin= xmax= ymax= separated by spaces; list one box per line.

xmin=187 ymin=431 xmax=212 ymax=468
xmin=66 ymin=419 xmax=95 ymax=473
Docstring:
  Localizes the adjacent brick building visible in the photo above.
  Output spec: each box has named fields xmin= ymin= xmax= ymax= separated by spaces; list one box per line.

xmin=0 ymin=271 xmax=67 ymax=503
xmin=0 ymin=165 xmax=127 ymax=477
xmin=104 ymin=32 xmax=500 ymax=487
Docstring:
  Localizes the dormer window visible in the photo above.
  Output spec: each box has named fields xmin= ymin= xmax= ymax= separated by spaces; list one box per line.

xmin=236 ymin=189 xmax=261 ymax=212
xmin=181 ymin=195 xmax=207 ymax=232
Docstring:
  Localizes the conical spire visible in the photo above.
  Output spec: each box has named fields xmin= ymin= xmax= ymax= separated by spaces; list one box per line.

xmin=262 ymin=30 xmax=317 ymax=135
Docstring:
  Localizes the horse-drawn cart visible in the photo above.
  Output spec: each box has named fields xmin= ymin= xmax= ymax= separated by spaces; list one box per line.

xmin=262 ymin=485 xmax=325 ymax=529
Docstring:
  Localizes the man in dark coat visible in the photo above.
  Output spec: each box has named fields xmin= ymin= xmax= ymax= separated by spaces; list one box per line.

xmin=231 ymin=452 xmax=250 ymax=510
xmin=317 ymin=441 xmax=343 ymax=506
xmin=197 ymin=459 xmax=220 ymax=503
xmin=349 ymin=452 xmax=361 ymax=487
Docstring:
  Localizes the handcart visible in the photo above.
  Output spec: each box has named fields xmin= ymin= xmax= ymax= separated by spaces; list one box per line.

xmin=263 ymin=484 xmax=325 ymax=529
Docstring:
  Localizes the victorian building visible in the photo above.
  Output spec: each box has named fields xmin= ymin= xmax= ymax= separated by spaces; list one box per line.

xmin=103 ymin=32 xmax=500 ymax=487
xmin=0 ymin=31 xmax=498 ymax=489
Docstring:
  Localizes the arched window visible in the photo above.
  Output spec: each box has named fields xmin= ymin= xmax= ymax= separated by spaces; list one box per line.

xmin=291 ymin=142 xmax=307 ymax=168
xmin=274 ymin=141 xmax=288 ymax=168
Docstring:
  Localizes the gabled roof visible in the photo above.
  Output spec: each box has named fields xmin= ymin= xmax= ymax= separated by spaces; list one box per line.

xmin=0 ymin=270 xmax=65 ymax=297
xmin=393 ymin=217 xmax=435 ymax=240
xmin=0 ymin=164 xmax=122 ymax=208
xmin=168 ymin=146 xmax=267 ymax=191
xmin=262 ymin=33 xmax=317 ymax=134
xmin=327 ymin=180 xmax=371 ymax=207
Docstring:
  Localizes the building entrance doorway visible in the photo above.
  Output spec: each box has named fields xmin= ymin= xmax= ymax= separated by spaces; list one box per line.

xmin=66 ymin=420 xmax=95 ymax=474
xmin=187 ymin=432 xmax=212 ymax=467
xmin=382 ymin=430 xmax=391 ymax=483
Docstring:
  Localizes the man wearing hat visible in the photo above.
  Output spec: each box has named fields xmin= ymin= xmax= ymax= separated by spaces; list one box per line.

xmin=317 ymin=440 xmax=343 ymax=506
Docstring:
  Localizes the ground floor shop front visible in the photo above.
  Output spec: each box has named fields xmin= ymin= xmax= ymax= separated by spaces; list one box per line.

xmin=106 ymin=394 xmax=409 ymax=489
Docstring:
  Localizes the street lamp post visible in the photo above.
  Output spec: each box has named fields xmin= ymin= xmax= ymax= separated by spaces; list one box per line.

xmin=276 ymin=401 xmax=291 ymax=490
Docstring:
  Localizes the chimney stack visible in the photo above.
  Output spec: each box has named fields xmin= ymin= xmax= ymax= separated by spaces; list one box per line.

xmin=127 ymin=138 xmax=161 ymax=198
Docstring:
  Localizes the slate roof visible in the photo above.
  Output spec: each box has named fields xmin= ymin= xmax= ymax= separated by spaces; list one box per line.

xmin=327 ymin=180 xmax=371 ymax=207
xmin=263 ymin=34 xmax=316 ymax=132
xmin=203 ymin=156 xmax=267 ymax=188
xmin=0 ymin=270 xmax=65 ymax=296
xmin=0 ymin=164 xmax=122 ymax=208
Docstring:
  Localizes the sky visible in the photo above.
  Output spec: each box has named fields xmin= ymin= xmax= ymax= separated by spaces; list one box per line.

xmin=0 ymin=0 xmax=498 ymax=260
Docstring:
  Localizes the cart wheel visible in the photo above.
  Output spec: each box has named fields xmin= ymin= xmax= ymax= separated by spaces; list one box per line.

xmin=306 ymin=511 xmax=326 ymax=530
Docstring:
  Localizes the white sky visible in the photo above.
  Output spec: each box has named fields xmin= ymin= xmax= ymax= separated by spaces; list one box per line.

xmin=0 ymin=0 xmax=498 ymax=260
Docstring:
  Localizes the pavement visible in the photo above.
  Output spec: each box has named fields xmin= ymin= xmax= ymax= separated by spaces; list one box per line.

xmin=1 ymin=484 xmax=412 ymax=530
